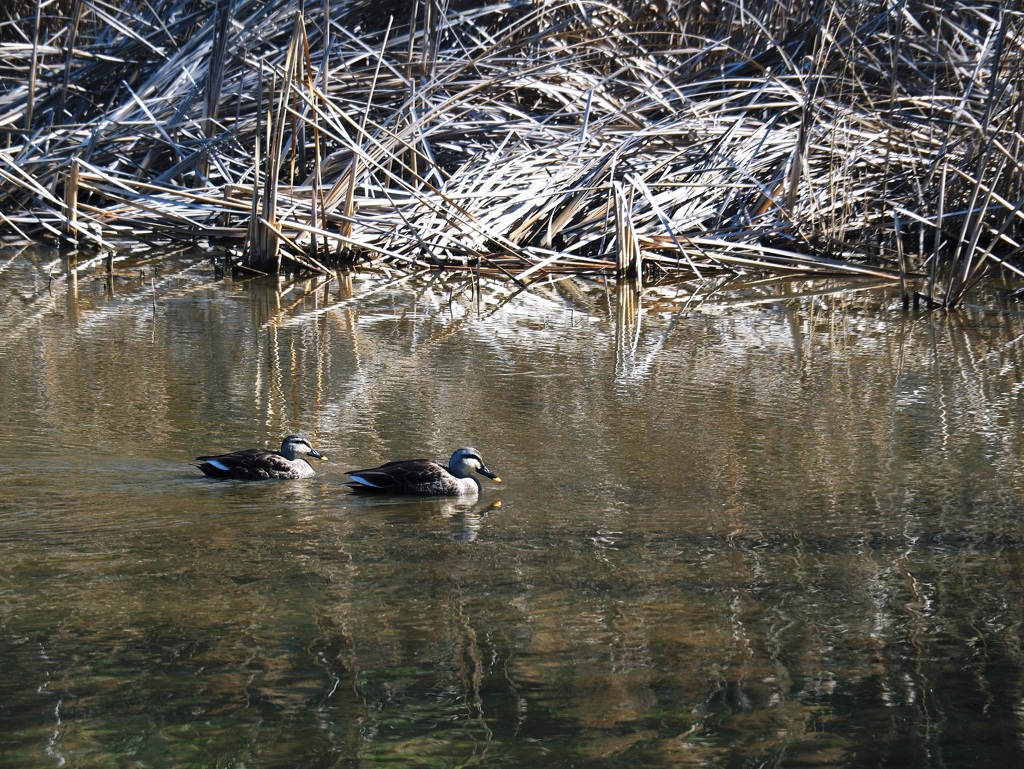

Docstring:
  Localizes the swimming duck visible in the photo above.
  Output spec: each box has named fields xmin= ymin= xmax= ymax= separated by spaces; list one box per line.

xmin=194 ymin=435 xmax=327 ymax=480
xmin=345 ymin=447 xmax=501 ymax=496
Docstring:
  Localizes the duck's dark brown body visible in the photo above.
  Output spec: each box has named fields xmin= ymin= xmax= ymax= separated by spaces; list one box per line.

xmin=195 ymin=435 xmax=326 ymax=480
xmin=346 ymin=448 xmax=500 ymax=496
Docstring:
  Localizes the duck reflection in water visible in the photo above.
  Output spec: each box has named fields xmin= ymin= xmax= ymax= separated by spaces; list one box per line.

xmin=194 ymin=435 xmax=328 ymax=480
xmin=444 ymin=499 xmax=502 ymax=542
xmin=370 ymin=498 xmax=503 ymax=542
xmin=345 ymin=447 xmax=501 ymax=497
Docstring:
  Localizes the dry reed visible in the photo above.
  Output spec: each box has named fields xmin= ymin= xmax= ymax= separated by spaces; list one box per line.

xmin=1 ymin=0 xmax=1022 ymax=306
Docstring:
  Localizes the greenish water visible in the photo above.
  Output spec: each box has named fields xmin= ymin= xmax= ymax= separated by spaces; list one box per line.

xmin=1 ymin=246 xmax=1023 ymax=768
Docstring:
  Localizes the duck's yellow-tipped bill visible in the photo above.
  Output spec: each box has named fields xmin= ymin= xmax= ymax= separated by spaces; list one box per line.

xmin=492 ymin=476 xmax=502 ymax=483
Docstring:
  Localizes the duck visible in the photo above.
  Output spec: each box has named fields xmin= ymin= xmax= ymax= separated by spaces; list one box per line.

xmin=194 ymin=435 xmax=327 ymax=480
xmin=345 ymin=447 xmax=501 ymax=496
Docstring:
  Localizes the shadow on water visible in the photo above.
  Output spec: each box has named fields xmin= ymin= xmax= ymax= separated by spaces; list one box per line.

xmin=0 ymin=246 xmax=1023 ymax=767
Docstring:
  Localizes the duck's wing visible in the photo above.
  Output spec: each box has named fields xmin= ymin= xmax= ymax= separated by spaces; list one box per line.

xmin=195 ymin=448 xmax=288 ymax=480
xmin=345 ymin=458 xmax=441 ymax=491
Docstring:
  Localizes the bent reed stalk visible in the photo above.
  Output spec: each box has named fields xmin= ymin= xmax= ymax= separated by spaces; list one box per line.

xmin=0 ymin=0 xmax=1022 ymax=306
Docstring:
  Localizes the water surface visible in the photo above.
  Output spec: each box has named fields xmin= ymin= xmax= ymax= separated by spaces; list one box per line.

xmin=1 ymin=246 xmax=1023 ymax=768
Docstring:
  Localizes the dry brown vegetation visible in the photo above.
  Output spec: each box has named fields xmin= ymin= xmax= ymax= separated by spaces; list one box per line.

xmin=1 ymin=0 xmax=1022 ymax=306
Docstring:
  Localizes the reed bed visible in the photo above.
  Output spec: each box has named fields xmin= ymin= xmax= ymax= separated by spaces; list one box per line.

xmin=1 ymin=0 xmax=1022 ymax=306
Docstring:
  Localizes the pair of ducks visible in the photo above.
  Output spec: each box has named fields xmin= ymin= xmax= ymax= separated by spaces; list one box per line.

xmin=194 ymin=435 xmax=500 ymax=496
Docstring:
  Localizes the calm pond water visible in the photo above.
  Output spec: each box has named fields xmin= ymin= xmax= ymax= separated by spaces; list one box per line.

xmin=1 ymin=245 xmax=1023 ymax=768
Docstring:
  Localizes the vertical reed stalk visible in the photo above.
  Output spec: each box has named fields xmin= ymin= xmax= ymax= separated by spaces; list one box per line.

xmin=62 ymin=157 xmax=80 ymax=246
xmin=945 ymin=10 xmax=1012 ymax=306
xmin=928 ymin=160 xmax=946 ymax=306
xmin=893 ymin=211 xmax=907 ymax=308
xmin=613 ymin=181 xmax=642 ymax=285
xmin=25 ymin=0 xmax=42 ymax=131
xmin=245 ymin=63 xmax=265 ymax=271
xmin=204 ymin=1 xmax=231 ymax=141
xmin=248 ymin=13 xmax=303 ymax=275
xmin=60 ymin=0 xmax=85 ymax=121
xmin=298 ymin=17 xmax=326 ymax=258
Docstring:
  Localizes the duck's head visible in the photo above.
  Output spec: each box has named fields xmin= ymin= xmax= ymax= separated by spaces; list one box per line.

xmin=449 ymin=447 xmax=500 ymax=482
xmin=281 ymin=435 xmax=328 ymax=462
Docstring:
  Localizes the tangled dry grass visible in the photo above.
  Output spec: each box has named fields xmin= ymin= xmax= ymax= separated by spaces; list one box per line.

xmin=1 ymin=0 xmax=1022 ymax=305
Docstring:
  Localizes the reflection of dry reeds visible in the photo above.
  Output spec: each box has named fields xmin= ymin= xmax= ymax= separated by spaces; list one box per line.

xmin=1 ymin=1 xmax=1022 ymax=304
